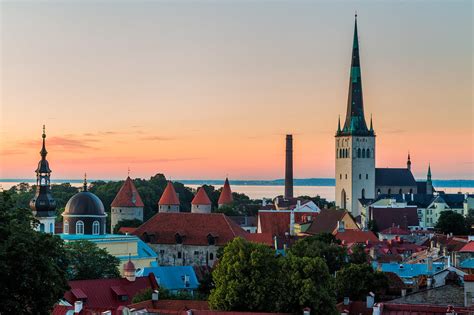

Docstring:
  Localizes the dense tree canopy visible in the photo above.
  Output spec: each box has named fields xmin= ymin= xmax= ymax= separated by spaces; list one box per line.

xmin=349 ymin=243 xmax=369 ymax=264
xmin=113 ymin=218 xmax=143 ymax=234
xmin=435 ymin=210 xmax=469 ymax=235
xmin=335 ymin=263 xmax=388 ymax=301
xmin=289 ymin=233 xmax=347 ymax=274
xmin=0 ymin=191 xmax=69 ymax=315
xmin=65 ymin=240 xmax=120 ymax=280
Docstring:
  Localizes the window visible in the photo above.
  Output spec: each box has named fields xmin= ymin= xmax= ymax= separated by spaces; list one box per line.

xmin=362 ymin=149 xmax=366 ymax=158
xmin=345 ymin=174 xmax=347 ymax=179
xmin=361 ymin=189 xmax=365 ymax=199
xmin=39 ymin=223 xmax=45 ymax=232
xmin=377 ymin=189 xmax=381 ymax=195
xmin=346 ymin=148 xmax=350 ymax=158
xmin=92 ymin=221 xmax=100 ymax=235
xmin=366 ymin=174 xmax=368 ymax=180
xmin=194 ymin=251 xmax=200 ymax=255
xmin=357 ymin=148 xmax=361 ymax=158
xmin=64 ymin=221 xmax=69 ymax=234
xmin=175 ymin=233 xmax=183 ymax=244
xmin=207 ymin=234 xmax=216 ymax=245
xmin=210 ymin=253 xmax=214 ymax=260
xmin=409 ymin=189 xmax=413 ymax=194
xmin=76 ymin=221 xmax=84 ymax=235
xmin=177 ymin=251 xmax=182 ymax=259
xmin=359 ymin=174 xmax=362 ymax=180
xmin=49 ymin=223 xmax=54 ymax=233
xmin=388 ymin=189 xmax=392 ymax=195
xmin=159 ymin=249 xmax=165 ymax=255
xmin=366 ymin=150 xmax=370 ymax=158
xmin=340 ymin=174 xmax=342 ymax=180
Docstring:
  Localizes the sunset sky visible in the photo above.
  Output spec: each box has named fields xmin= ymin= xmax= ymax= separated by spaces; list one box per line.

xmin=0 ymin=1 xmax=472 ymax=180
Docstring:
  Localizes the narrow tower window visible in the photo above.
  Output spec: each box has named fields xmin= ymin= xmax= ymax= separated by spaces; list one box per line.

xmin=357 ymin=148 xmax=361 ymax=158
xmin=366 ymin=150 xmax=370 ymax=158
xmin=92 ymin=221 xmax=100 ymax=235
xmin=362 ymin=149 xmax=366 ymax=158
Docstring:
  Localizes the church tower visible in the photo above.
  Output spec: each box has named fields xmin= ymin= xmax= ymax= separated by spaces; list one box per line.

xmin=30 ymin=125 xmax=57 ymax=233
xmin=335 ymin=15 xmax=375 ymax=217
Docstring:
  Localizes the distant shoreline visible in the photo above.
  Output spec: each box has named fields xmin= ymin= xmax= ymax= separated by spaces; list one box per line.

xmin=2 ymin=178 xmax=474 ymax=188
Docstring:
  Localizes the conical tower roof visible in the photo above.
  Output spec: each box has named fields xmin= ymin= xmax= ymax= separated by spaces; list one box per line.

xmin=218 ymin=178 xmax=233 ymax=205
xmin=111 ymin=176 xmax=144 ymax=207
xmin=191 ymin=187 xmax=212 ymax=205
xmin=158 ymin=181 xmax=180 ymax=205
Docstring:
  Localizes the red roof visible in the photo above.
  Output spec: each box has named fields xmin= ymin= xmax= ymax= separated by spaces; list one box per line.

xmin=464 ymin=274 xmax=474 ymax=282
xmin=218 ymin=178 xmax=233 ymax=205
xmin=52 ymin=305 xmax=73 ymax=315
xmin=133 ymin=213 xmax=248 ymax=246
xmin=258 ymin=211 xmax=317 ymax=237
xmin=380 ymin=226 xmax=410 ymax=235
xmin=245 ymin=232 xmax=274 ymax=247
xmin=111 ymin=177 xmax=144 ymax=207
xmin=305 ymin=209 xmax=346 ymax=234
xmin=379 ymin=302 xmax=474 ymax=314
xmin=334 ymin=229 xmax=379 ymax=245
xmin=129 ymin=299 xmax=210 ymax=313
xmin=192 ymin=187 xmax=212 ymax=205
xmin=459 ymin=241 xmax=474 ymax=253
xmin=62 ymin=274 xmax=158 ymax=313
xmin=336 ymin=301 xmax=372 ymax=315
xmin=159 ymin=181 xmax=180 ymax=205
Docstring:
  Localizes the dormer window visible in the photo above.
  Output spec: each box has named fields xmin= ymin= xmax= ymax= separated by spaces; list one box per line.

xmin=207 ymin=234 xmax=216 ymax=245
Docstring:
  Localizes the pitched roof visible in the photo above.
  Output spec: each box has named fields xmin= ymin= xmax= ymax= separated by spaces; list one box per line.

xmin=436 ymin=193 xmax=466 ymax=208
xmin=386 ymin=284 xmax=464 ymax=307
xmin=380 ymin=226 xmax=410 ymax=236
xmin=245 ymin=232 xmax=274 ymax=247
xmin=128 ymin=299 xmax=210 ymax=313
xmin=133 ymin=213 xmax=248 ymax=246
xmin=336 ymin=301 xmax=372 ymax=315
xmin=334 ymin=229 xmax=378 ymax=245
xmin=369 ymin=206 xmax=419 ymax=231
xmin=257 ymin=211 xmax=317 ymax=237
xmin=63 ymin=274 xmax=158 ymax=313
xmin=375 ymin=168 xmax=417 ymax=187
xmin=192 ymin=187 xmax=212 ymax=205
xmin=141 ymin=266 xmax=199 ymax=291
xmin=159 ymin=181 xmax=180 ymax=205
xmin=304 ymin=209 xmax=346 ymax=235
xmin=218 ymin=178 xmax=233 ymax=205
xmin=458 ymin=241 xmax=474 ymax=253
xmin=111 ymin=177 xmax=144 ymax=207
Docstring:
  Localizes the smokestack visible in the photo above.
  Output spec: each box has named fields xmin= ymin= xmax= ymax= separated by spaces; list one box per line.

xmin=285 ymin=134 xmax=293 ymax=199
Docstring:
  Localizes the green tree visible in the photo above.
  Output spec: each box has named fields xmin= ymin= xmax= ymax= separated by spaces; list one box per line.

xmin=113 ymin=218 xmax=143 ymax=234
xmin=209 ymin=237 xmax=281 ymax=312
xmin=335 ymin=263 xmax=388 ymax=301
xmin=368 ymin=219 xmax=379 ymax=234
xmin=289 ymin=233 xmax=347 ymax=274
xmin=278 ymin=254 xmax=338 ymax=315
xmin=435 ymin=210 xmax=469 ymax=235
xmin=0 ymin=191 xmax=69 ymax=314
xmin=65 ymin=240 xmax=120 ymax=280
xmin=349 ymin=244 xmax=369 ymax=264
xmin=214 ymin=203 xmax=239 ymax=216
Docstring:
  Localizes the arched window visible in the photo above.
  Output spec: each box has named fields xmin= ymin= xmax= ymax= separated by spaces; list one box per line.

xmin=39 ymin=223 xmax=45 ymax=232
xmin=366 ymin=150 xmax=370 ymax=158
xmin=346 ymin=148 xmax=350 ymax=158
xmin=341 ymin=189 xmax=347 ymax=210
xmin=340 ymin=174 xmax=342 ymax=179
xmin=76 ymin=221 xmax=84 ymax=235
xmin=388 ymin=189 xmax=392 ymax=195
xmin=49 ymin=223 xmax=54 ymax=233
xmin=362 ymin=149 xmax=366 ymax=158
xmin=362 ymin=189 xmax=366 ymax=199
xmin=92 ymin=221 xmax=100 ymax=235
xmin=64 ymin=221 xmax=69 ymax=234
xmin=357 ymin=148 xmax=361 ymax=158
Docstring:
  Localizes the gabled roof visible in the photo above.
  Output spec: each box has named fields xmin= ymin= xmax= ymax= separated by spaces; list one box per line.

xmin=133 ymin=213 xmax=248 ymax=246
xmin=435 ymin=193 xmax=466 ymax=208
xmin=192 ymin=187 xmax=212 ymax=205
xmin=336 ymin=301 xmax=372 ymax=315
xmin=334 ymin=229 xmax=378 ymax=245
xmin=257 ymin=211 xmax=316 ymax=237
xmin=369 ymin=206 xmax=419 ymax=231
xmin=128 ymin=299 xmax=210 ymax=313
xmin=304 ymin=209 xmax=346 ymax=235
xmin=159 ymin=181 xmax=180 ymax=205
xmin=380 ymin=226 xmax=410 ymax=236
xmin=111 ymin=177 xmax=144 ymax=207
xmin=375 ymin=168 xmax=417 ymax=187
xmin=63 ymin=274 xmax=158 ymax=312
xmin=459 ymin=241 xmax=474 ymax=253
xmin=385 ymin=284 xmax=464 ymax=307
xmin=218 ymin=178 xmax=233 ymax=205
xmin=141 ymin=266 xmax=199 ymax=291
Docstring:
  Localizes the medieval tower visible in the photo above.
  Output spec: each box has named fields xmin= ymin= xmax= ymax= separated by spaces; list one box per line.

xmin=335 ymin=15 xmax=375 ymax=216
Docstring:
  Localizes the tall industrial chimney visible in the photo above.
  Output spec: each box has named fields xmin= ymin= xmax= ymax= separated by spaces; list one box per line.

xmin=285 ymin=134 xmax=294 ymax=199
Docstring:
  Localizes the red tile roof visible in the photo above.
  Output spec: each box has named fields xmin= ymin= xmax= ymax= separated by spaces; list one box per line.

xmin=245 ymin=232 xmax=274 ymax=247
xmin=334 ymin=229 xmax=379 ymax=245
xmin=336 ymin=301 xmax=372 ymax=315
xmin=111 ymin=177 xmax=144 ymax=207
xmin=459 ymin=241 xmax=474 ymax=253
xmin=379 ymin=302 xmax=474 ymax=315
xmin=129 ymin=299 xmax=210 ymax=313
xmin=159 ymin=181 xmax=180 ymax=205
xmin=380 ymin=226 xmax=410 ymax=235
xmin=464 ymin=274 xmax=474 ymax=282
xmin=218 ymin=178 xmax=233 ymax=205
xmin=133 ymin=213 xmax=248 ymax=246
xmin=304 ymin=209 xmax=346 ymax=235
xmin=258 ymin=211 xmax=317 ymax=237
xmin=52 ymin=305 xmax=73 ymax=315
xmin=62 ymin=274 xmax=158 ymax=313
xmin=192 ymin=187 xmax=212 ymax=205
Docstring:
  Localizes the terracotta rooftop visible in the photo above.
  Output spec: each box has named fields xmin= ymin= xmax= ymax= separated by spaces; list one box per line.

xmin=459 ymin=241 xmax=474 ymax=253
xmin=192 ymin=187 xmax=212 ymax=205
xmin=218 ymin=178 xmax=233 ymax=205
xmin=258 ymin=210 xmax=317 ymax=237
xmin=336 ymin=301 xmax=372 ymax=315
xmin=159 ymin=181 xmax=180 ymax=205
xmin=111 ymin=176 xmax=144 ymax=208
xmin=335 ymin=229 xmax=379 ymax=245
xmin=304 ymin=209 xmax=346 ymax=234
xmin=133 ymin=212 xmax=248 ymax=246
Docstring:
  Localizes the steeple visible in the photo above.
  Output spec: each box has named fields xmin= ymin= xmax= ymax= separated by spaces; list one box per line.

xmin=30 ymin=125 xmax=57 ymax=216
xmin=339 ymin=14 xmax=373 ymax=137
xmin=407 ymin=152 xmax=411 ymax=171
xmin=337 ymin=116 xmax=341 ymax=134
xmin=427 ymin=164 xmax=432 ymax=182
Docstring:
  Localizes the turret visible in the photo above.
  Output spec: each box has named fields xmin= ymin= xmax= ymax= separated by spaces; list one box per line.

xmin=191 ymin=187 xmax=212 ymax=213
xmin=158 ymin=181 xmax=180 ymax=213
xmin=110 ymin=176 xmax=144 ymax=231
xmin=123 ymin=255 xmax=136 ymax=282
xmin=29 ymin=126 xmax=57 ymax=233
xmin=218 ymin=178 xmax=233 ymax=208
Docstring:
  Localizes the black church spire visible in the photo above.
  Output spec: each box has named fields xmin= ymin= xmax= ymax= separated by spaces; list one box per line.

xmin=337 ymin=14 xmax=373 ymax=137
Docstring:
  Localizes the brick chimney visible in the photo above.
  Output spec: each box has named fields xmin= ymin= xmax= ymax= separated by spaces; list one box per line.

xmin=284 ymin=134 xmax=293 ymax=199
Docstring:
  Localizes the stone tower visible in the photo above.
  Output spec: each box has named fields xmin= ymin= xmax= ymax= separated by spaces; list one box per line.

xmin=158 ymin=181 xmax=180 ymax=213
xmin=284 ymin=135 xmax=294 ymax=199
xmin=30 ymin=125 xmax=57 ymax=233
xmin=335 ymin=15 xmax=375 ymax=217
xmin=191 ymin=187 xmax=212 ymax=213
xmin=110 ymin=176 xmax=144 ymax=231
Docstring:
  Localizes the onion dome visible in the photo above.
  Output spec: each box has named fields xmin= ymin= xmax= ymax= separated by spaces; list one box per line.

xmin=63 ymin=175 xmax=105 ymax=216
xmin=191 ymin=187 xmax=212 ymax=205
xmin=111 ymin=176 xmax=144 ymax=208
xmin=30 ymin=125 xmax=57 ymax=216
xmin=218 ymin=178 xmax=233 ymax=206
xmin=159 ymin=181 xmax=180 ymax=205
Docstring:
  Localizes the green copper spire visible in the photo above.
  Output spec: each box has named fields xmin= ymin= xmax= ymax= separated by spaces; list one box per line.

xmin=339 ymin=14 xmax=372 ymax=137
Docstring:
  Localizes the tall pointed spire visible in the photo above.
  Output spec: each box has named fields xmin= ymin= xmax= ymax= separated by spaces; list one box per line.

xmin=337 ymin=115 xmax=341 ymax=134
xmin=40 ymin=124 xmax=48 ymax=159
xmin=427 ymin=164 xmax=432 ymax=182
xmin=340 ymin=14 xmax=372 ymax=136
xmin=407 ymin=152 xmax=411 ymax=170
